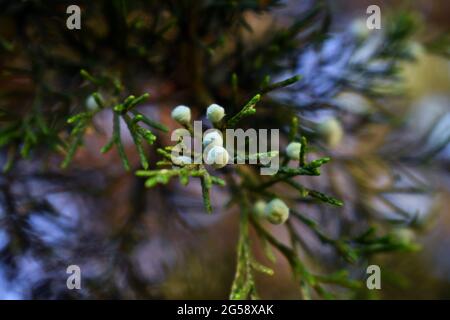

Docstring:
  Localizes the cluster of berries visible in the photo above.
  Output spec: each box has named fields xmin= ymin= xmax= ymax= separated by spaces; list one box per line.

xmin=171 ymin=104 xmax=229 ymax=169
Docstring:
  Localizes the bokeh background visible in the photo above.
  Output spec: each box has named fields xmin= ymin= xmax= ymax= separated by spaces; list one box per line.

xmin=333 ymin=0 xmax=450 ymax=300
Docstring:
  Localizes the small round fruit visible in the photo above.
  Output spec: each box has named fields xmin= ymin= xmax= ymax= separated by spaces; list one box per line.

xmin=206 ymin=103 xmax=225 ymax=124
xmin=265 ymin=198 xmax=289 ymax=224
xmin=285 ymin=142 xmax=302 ymax=160
xmin=206 ymin=146 xmax=229 ymax=169
xmin=171 ymin=105 xmax=191 ymax=125
xmin=253 ymin=200 xmax=267 ymax=218
xmin=203 ymin=130 xmax=223 ymax=148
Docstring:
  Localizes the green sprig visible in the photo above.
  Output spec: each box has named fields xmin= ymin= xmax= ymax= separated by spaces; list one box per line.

xmin=227 ymin=94 xmax=260 ymax=128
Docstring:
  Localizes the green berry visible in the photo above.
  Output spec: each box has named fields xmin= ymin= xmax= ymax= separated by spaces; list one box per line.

xmin=318 ymin=117 xmax=343 ymax=147
xmin=253 ymin=200 xmax=267 ymax=218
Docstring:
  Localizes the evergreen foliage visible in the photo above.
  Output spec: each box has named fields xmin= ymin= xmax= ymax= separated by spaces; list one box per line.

xmin=0 ymin=0 xmax=447 ymax=299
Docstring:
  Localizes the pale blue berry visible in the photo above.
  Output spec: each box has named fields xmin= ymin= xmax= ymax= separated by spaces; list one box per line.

xmin=203 ymin=130 xmax=223 ymax=148
xmin=207 ymin=103 xmax=225 ymax=123
xmin=206 ymin=146 xmax=229 ymax=169
xmin=85 ymin=94 xmax=102 ymax=111
xmin=285 ymin=142 xmax=302 ymax=160
xmin=265 ymin=198 xmax=289 ymax=224
xmin=171 ymin=105 xmax=191 ymax=125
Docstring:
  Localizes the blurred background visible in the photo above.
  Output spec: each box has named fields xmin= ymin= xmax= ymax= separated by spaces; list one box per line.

xmin=0 ymin=0 xmax=449 ymax=299
xmin=335 ymin=0 xmax=450 ymax=300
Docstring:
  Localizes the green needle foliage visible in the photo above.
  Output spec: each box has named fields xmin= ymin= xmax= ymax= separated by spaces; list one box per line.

xmin=62 ymin=70 xmax=167 ymax=170
xmin=0 ymin=0 xmax=446 ymax=299
xmin=226 ymin=94 xmax=261 ymax=128
xmin=134 ymin=74 xmax=418 ymax=298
